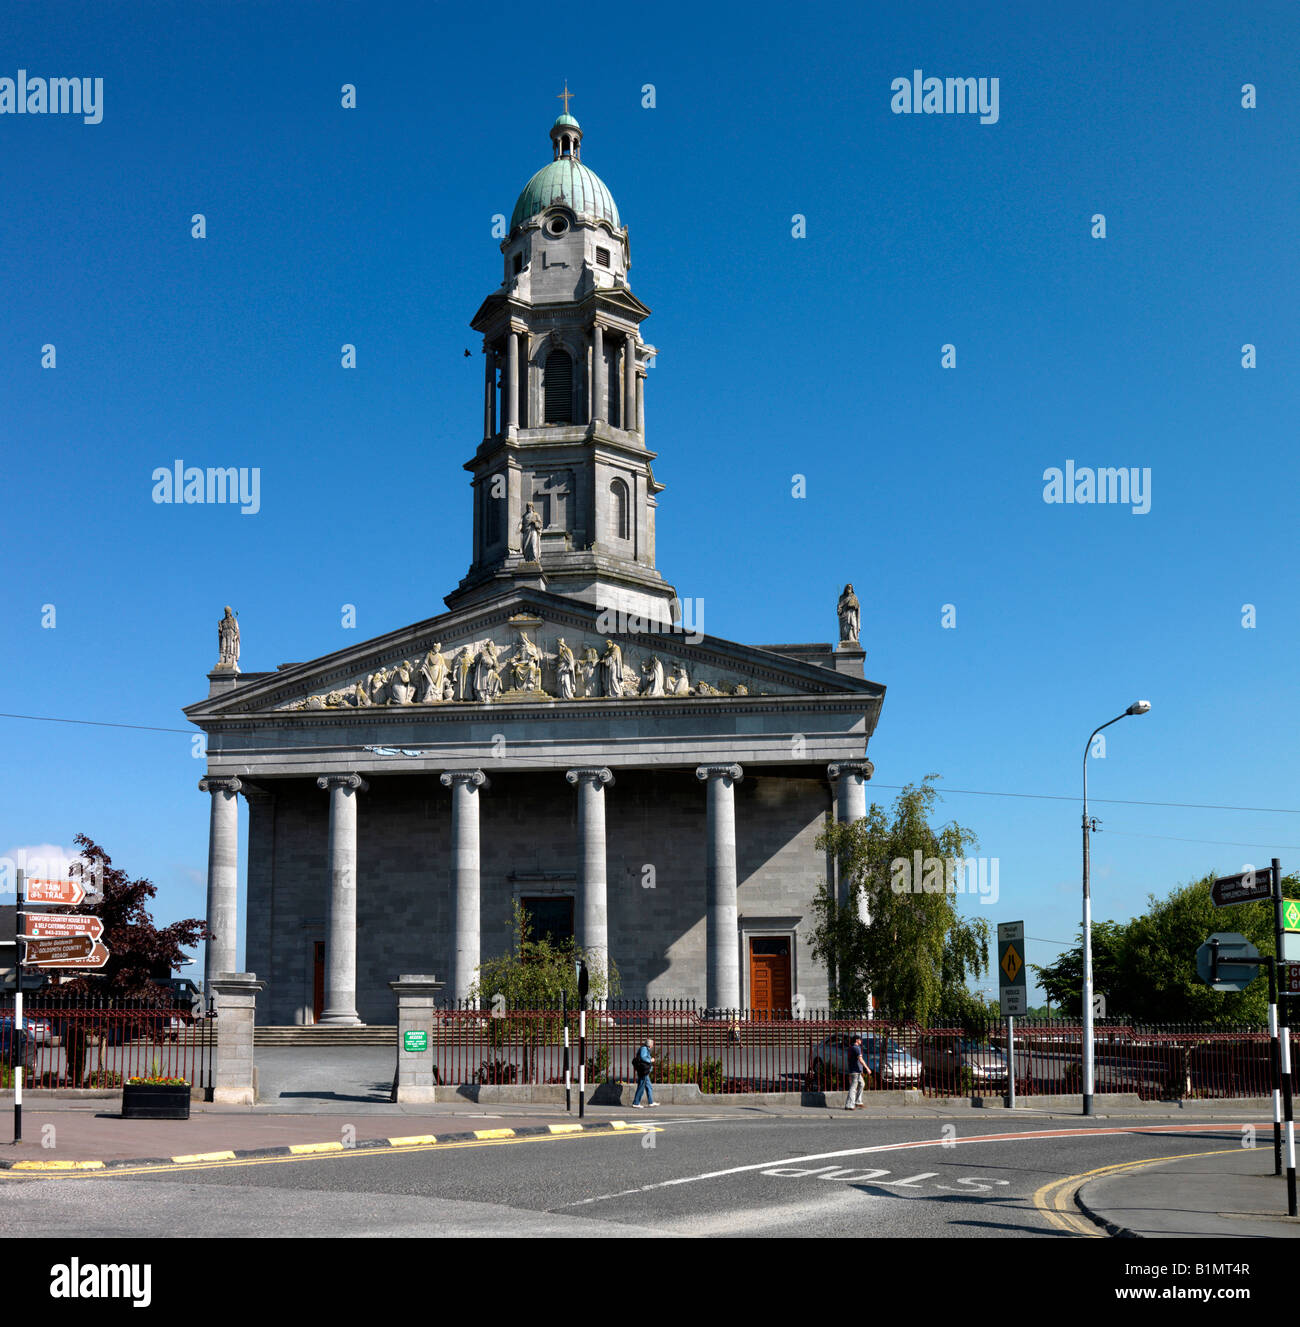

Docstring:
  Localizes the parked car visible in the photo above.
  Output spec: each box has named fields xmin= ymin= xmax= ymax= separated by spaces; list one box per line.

xmin=807 ymin=1033 xmax=924 ymax=1087
xmin=918 ymin=1037 xmax=1010 ymax=1091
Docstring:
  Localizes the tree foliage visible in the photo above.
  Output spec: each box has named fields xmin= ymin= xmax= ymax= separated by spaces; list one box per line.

xmin=472 ymin=899 xmax=620 ymax=1009
xmin=44 ymin=834 xmax=206 ymax=1004
xmin=1033 ymin=870 xmax=1300 ymax=1023
xmin=809 ymin=778 xmax=990 ymax=1023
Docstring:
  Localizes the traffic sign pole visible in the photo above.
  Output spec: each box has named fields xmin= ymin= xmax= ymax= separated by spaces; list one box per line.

xmin=1271 ymin=858 xmax=1296 ymax=1216
xmin=1268 ymin=968 xmax=1282 ymax=1177
xmin=12 ymin=869 xmax=24 ymax=1144
xmin=1007 ymin=1015 xmax=1016 ymax=1110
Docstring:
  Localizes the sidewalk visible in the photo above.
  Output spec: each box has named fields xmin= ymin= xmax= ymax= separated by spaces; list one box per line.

xmin=1079 ymin=1146 xmax=1300 ymax=1238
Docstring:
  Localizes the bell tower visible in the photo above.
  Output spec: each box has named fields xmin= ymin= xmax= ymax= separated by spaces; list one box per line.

xmin=445 ymin=93 xmax=679 ymax=623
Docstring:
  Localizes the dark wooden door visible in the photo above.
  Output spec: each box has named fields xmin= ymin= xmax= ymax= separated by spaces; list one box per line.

xmin=749 ymin=938 xmax=792 ymax=1018
xmin=312 ymin=942 xmax=325 ymax=1022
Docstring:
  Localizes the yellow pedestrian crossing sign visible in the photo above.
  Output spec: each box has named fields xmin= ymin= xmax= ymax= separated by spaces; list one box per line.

xmin=998 ymin=920 xmax=1026 ymax=1016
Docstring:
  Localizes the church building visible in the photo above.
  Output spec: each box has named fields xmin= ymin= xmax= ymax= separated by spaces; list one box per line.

xmin=185 ymin=100 xmax=886 ymax=1026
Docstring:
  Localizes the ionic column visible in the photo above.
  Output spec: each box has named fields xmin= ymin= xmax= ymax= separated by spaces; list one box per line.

xmin=316 ymin=773 xmax=369 ymax=1026
xmin=566 ymin=767 xmax=614 ymax=996
xmin=199 ymin=776 xmax=242 ymax=991
xmin=829 ymin=760 xmax=874 ymax=918
xmin=636 ymin=369 xmax=645 ymax=435
xmin=505 ymin=329 xmax=519 ymax=431
xmin=441 ymin=770 xmax=487 ymax=1003
xmin=592 ymin=322 xmax=605 ymax=425
xmin=696 ymin=763 xmax=743 ymax=1014
xmin=624 ymin=333 xmax=637 ymax=431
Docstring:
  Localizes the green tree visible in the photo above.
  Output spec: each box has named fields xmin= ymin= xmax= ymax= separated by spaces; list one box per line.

xmin=471 ymin=899 xmax=620 ymax=1008
xmin=1033 ymin=870 xmax=1300 ymax=1024
xmin=809 ymin=778 xmax=990 ymax=1022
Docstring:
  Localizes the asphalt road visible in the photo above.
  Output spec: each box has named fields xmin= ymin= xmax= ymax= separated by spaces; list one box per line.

xmin=0 ymin=1110 xmax=1266 ymax=1239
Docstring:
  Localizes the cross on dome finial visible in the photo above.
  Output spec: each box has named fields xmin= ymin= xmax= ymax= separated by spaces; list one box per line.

xmin=557 ymin=81 xmax=574 ymax=115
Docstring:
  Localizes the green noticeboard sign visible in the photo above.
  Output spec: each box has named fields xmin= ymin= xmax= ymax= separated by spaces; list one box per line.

xmin=403 ymin=1030 xmax=428 ymax=1053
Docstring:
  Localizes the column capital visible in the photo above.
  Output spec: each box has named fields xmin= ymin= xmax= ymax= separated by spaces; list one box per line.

xmin=565 ymin=766 xmax=614 ymax=788
xmin=440 ymin=769 xmax=488 ymax=789
xmin=317 ymin=773 xmax=369 ymax=793
xmin=199 ymin=775 xmax=242 ymax=795
xmin=827 ymin=759 xmax=874 ymax=782
xmin=696 ymin=763 xmax=743 ymax=784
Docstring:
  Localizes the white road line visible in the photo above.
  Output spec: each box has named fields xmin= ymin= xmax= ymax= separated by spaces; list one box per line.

xmin=557 ymin=1121 xmax=1259 ymax=1208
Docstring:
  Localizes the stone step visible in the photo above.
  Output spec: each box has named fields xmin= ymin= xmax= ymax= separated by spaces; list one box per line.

xmin=254 ymin=1026 xmax=396 ymax=1047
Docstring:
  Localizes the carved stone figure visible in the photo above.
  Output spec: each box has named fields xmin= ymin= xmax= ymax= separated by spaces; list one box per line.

xmin=666 ymin=663 xmax=690 ymax=696
xmin=419 ymin=643 xmax=449 ymax=703
xmin=641 ymin=655 xmax=665 ymax=696
xmin=510 ymin=631 xmax=543 ymax=691
xmin=597 ymin=640 xmax=625 ymax=698
xmin=555 ymin=637 xmax=576 ymax=699
xmin=389 ymin=662 xmax=416 ymax=705
xmin=441 ymin=677 xmax=455 ymax=701
xmin=473 ymin=640 xmax=502 ymax=703
xmin=838 ymin=583 xmax=860 ymax=644
xmin=369 ymin=669 xmax=389 ymax=706
xmin=579 ymin=646 xmax=599 ymax=697
xmin=216 ymin=606 xmax=240 ymax=669
xmin=454 ymin=647 xmax=474 ymax=701
xmin=353 ymin=681 xmax=370 ymax=707
xmin=521 ymin=502 xmax=543 ymax=563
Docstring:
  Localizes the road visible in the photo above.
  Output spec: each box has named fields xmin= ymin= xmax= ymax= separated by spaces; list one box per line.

xmin=0 ymin=1110 xmax=1266 ymax=1239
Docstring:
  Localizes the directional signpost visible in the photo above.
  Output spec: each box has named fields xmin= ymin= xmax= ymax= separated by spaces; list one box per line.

xmin=1211 ymin=866 xmax=1275 ymax=909
xmin=998 ymin=921 xmax=1025 ymax=1109
xmin=20 ymin=935 xmax=98 ymax=966
xmin=22 ymin=914 xmax=104 ymax=941
xmin=24 ymin=878 xmax=87 ymax=907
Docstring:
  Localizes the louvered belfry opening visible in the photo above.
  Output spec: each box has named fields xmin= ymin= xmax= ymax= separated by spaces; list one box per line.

xmin=543 ymin=348 xmax=573 ymax=424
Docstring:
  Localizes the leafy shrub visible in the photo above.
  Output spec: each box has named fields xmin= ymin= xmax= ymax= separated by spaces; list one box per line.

xmin=475 ymin=1059 xmax=518 ymax=1084
xmin=653 ymin=1058 xmax=723 ymax=1094
xmin=585 ymin=1045 xmax=610 ymax=1082
xmin=125 ymin=1075 xmax=185 ymax=1087
xmin=87 ymin=1070 xmax=126 ymax=1088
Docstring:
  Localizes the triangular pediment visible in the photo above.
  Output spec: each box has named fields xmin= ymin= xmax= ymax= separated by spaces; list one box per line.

xmin=186 ymin=589 xmax=881 ymax=721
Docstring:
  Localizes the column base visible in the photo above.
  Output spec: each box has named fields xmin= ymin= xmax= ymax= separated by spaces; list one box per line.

xmin=317 ymin=1011 xmax=365 ymax=1027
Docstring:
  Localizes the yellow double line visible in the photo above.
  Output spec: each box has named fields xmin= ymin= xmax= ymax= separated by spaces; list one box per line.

xmin=1033 ymin=1148 xmax=1240 ymax=1236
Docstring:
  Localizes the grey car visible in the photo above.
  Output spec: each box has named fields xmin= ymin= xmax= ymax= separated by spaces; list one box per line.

xmin=807 ymin=1033 xmax=923 ymax=1087
xmin=919 ymin=1037 xmax=1010 ymax=1090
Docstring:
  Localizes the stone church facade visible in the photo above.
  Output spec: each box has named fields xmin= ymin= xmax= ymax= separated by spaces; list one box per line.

xmin=186 ymin=105 xmax=885 ymax=1026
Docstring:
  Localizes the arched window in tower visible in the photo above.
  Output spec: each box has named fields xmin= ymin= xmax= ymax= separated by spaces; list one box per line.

xmin=543 ymin=348 xmax=573 ymax=424
xmin=610 ymin=478 xmax=630 ymax=541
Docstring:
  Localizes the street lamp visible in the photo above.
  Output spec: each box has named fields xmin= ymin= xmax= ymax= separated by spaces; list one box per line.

xmin=1081 ymin=699 xmax=1150 ymax=1116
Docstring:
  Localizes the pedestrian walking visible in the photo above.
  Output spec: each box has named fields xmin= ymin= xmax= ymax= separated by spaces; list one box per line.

xmin=632 ymin=1037 xmax=659 ymax=1108
xmin=845 ymin=1034 xmax=867 ymax=1110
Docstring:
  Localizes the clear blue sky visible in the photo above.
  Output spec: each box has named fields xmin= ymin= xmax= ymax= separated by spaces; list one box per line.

xmin=3 ymin=1 xmax=1297 ymax=1001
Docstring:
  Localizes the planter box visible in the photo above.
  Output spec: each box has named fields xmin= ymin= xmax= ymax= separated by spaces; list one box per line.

xmin=121 ymin=1082 xmax=191 ymax=1120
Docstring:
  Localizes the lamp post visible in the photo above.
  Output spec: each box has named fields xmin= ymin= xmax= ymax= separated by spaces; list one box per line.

xmin=1081 ymin=699 xmax=1150 ymax=1116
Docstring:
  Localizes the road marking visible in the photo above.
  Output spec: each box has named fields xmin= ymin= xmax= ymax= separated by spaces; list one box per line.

xmin=560 ymin=1122 xmax=1264 ymax=1209
xmin=1032 ymin=1148 xmax=1241 ymax=1237
xmin=19 ymin=1124 xmax=655 ymax=1179
xmin=387 ymin=1134 xmax=438 ymax=1146
xmin=171 ymin=1151 xmax=236 ymax=1164
xmin=288 ymin=1141 xmax=344 ymax=1154
xmin=472 ymin=1128 xmax=516 ymax=1140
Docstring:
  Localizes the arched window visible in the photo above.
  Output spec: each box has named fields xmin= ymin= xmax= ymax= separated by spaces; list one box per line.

xmin=610 ymin=478 xmax=630 ymax=541
xmin=543 ymin=348 xmax=573 ymax=424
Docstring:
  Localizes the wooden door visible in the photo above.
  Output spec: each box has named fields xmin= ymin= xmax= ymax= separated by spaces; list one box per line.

xmin=312 ymin=942 xmax=325 ymax=1022
xmin=749 ymin=938 xmax=792 ymax=1018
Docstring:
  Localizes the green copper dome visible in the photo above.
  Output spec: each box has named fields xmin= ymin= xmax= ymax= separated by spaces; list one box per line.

xmin=510 ymin=116 xmax=621 ymax=232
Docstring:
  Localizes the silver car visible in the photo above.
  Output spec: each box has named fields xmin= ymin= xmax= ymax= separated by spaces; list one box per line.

xmin=919 ymin=1037 xmax=1010 ymax=1090
xmin=807 ymin=1033 xmax=923 ymax=1087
